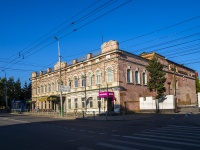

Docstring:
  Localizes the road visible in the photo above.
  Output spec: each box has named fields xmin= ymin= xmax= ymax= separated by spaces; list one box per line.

xmin=0 ymin=113 xmax=200 ymax=150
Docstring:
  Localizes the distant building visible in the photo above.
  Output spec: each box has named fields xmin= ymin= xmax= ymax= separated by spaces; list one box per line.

xmin=31 ymin=40 xmax=197 ymax=113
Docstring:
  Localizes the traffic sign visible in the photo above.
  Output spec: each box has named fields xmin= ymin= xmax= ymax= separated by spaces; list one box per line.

xmin=59 ymin=85 xmax=71 ymax=92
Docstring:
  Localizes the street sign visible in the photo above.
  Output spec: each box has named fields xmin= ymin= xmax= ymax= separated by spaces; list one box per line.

xmin=59 ymin=85 xmax=71 ymax=92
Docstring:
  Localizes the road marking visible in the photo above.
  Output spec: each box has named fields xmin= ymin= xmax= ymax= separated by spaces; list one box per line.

xmin=110 ymin=139 xmax=181 ymax=150
xmin=96 ymin=142 xmax=139 ymax=150
xmin=142 ymin=131 xmax=200 ymax=139
xmin=123 ymin=135 xmax=200 ymax=147
xmin=88 ymin=131 xmax=95 ymax=133
xmin=133 ymin=133 xmax=200 ymax=143
xmin=147 ymin=129 xmax=200 ymax=136
xmin=164 ymin=125 xmax=200 ymax=130
xmin=79 ymin=130 xmax=85 ymax=132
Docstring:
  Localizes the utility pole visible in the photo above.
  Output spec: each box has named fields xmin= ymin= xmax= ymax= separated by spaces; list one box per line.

xmin=173 ymin=64 xmax=177 ymax=112
xmin=54 ymin=36 xmax=63 ymax=117
xmin=2 ymin=70 xmax=7 ymax=110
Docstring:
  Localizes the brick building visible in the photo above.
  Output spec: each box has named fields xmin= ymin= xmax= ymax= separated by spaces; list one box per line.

xmin=31 ymin=40 xmax=197 ymax=113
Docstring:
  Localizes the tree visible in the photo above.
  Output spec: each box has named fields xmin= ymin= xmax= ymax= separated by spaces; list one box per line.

xmin=146 ymin=57 xmax=166 ymax=112
xmin=196 ymin=77 xmax=200 ymax=93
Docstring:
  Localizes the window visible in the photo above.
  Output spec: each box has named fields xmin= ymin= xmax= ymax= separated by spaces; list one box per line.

xmin=68 ymin=99 xmax=71 ymax=109
xmin=81 ymin=98 xmax=85 ymax=108
xmin=44 ymin=85 xmax=47 ymax=93
xmin=135 ymin=71 xmax=140 ymax=84
xmin=52 ymin=83 xmax=55 ymax=92
xmin=88 ymin=97 xmax=93 ymax=108
xmin=88 ymin=73 xmax=92 ymax=86
xmin=37 ymin=87 xmax=40 ymax=94
xmin=74 ymin=98 xmax=78 ymax=109
xmin=40 ymin=86 xmax=43 ymax=93
xmin=107 ymin=67 xmax=113 ymax=82
xmin=74 ymin=77 xmax=78 ymax=88
xmin=48 ymin=84 xmax=51 ymax=92
xmin=81 ymin=75 xmax=86 ymax=87
xmin=96 ymin=70 xmax=101 ymax=84
xmin=127 ymin=69 xmax=132 ymax=83
xmin=142 ymin=72 xmax=147 ymax=85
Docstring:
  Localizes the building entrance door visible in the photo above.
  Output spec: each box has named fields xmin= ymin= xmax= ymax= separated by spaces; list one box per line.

xmin=107 ymin=98 xmax=114 ymax=113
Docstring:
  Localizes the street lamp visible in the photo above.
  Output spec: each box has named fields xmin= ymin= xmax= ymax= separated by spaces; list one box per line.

xmin=2 ymin=70 xmax=8 ymax=110
xmin=54 ymin=36 xmax=63 ymax=117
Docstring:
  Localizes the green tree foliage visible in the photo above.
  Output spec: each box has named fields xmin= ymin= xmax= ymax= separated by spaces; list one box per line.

xmin=196 ymin=77 xmax=200 ymax=93
xmin=146 ymin=57 xmax=166 ymax=99
xmin=0 ymin=77 xmax=31 ymax=108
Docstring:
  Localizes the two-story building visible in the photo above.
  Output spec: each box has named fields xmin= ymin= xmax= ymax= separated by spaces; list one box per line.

xmin=31 ymin=40 xmax=197 ymax=113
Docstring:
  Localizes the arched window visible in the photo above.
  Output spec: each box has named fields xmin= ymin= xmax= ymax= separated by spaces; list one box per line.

xmin=127 ymin=69 xmax=132 ymax=83
xmin=88 ymin=72 xmax=92 ymax=86
xmin=96 ymin=70 xmax=101 ymax=84
xmin=107 ymin=67 xmax=113 ymax=82
xmin=74 ymin=77 xmax=78 ymax=88
xmin=81 ymin=75 xmax=86 ymax=87
xmin=135 ymin=71 xmax=140 ymax=84
xmin=142 ymin=72 xmax=147 ymax=85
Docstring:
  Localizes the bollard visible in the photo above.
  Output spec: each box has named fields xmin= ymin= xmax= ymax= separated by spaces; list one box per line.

xmin=106 ymin=111 xmax=108 ymax=120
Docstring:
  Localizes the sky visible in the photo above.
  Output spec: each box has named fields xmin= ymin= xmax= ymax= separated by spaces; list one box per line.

xmin=0 ymin=0 xmax=200 ymax=86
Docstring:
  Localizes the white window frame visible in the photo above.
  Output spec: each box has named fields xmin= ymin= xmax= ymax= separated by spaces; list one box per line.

xmin=107 ymin=67 xmax=113 ymax=83
xmin=96 ymin=70 xmax=101 ymax=84
xmin=74 ymin=77 xmax=78 ymax=88
xmin=88 ymin=72 xmax=92 ymax=86
xmin=127 ymin=69 xmax=132 ymax=83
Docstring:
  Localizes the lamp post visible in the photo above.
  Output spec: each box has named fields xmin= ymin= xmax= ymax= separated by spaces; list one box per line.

xmin=2 ymin=70 xmax=8 ymax=110
xmin=54 ymin=36 xmax=63 ymax=117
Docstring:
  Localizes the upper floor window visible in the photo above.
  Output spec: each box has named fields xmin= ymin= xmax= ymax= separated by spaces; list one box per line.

xmin=88 ymin=72 xmax=92 ymax=86
xmin=135 ymin=71 xmax=140 ymax=84
xmin=127 ymin=69 xmax=132 ymax=83
xmin=44 ymin=85 xmax=47 ymax=93
xmin=40 ymin=85 xmax=43 ymax=93
xmin=81 ymin=75 xmax=86 ymax=87
xmin=96 ymin=70 xmax=101 ymax=84
xmin=74 ymin=77 xmax=78 ymax=88
xmin=48 ymin=84 xmax=51 ymax=92
xmin=37 ymin=87 xmax=40 ymax=94
xmin=52 ymin=83 xmax=55 ymax=92
xmin=107 ymin=67 xmax=113 ymax=82
xmin=142 ymin=72 xmax=147 ymax=85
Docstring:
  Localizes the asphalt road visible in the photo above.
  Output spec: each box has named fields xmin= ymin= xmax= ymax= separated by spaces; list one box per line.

xmin=0 ymin=113 xmax=200 ymax=150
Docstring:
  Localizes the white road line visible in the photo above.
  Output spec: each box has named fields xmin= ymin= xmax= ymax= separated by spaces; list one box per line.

xmin=163 ymin=125 xmax=200 ymax=130
xmin=96 ymin=142 xmax=139 ymax=150
xmin=142 ymin=131 xmax=200 ymax=139
xmin=146 ymin=129 xmax=200 ymax=136
xmin=134 ymin=133 xmax=200 ymax=143
xmin=123 ymin=135 xmax=200 ymax=147
xmin=111 ymin=139 xmax=182 ymax=150
xmin=79 ymin=130 xmax=85 ymax=132
xmin=161 ymin=126 xmax=200 ymax=132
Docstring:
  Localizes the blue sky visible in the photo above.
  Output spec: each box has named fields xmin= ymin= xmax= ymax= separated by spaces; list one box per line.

xmin=0 ymin=0 xmax=200 ymax=85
